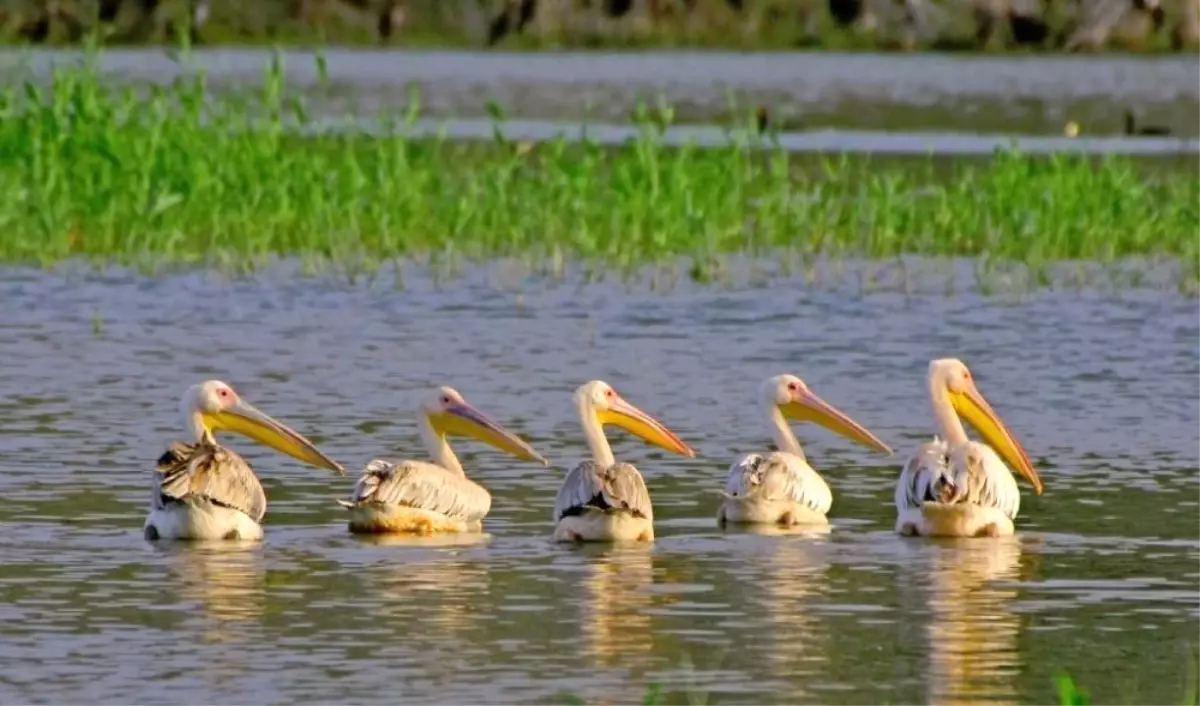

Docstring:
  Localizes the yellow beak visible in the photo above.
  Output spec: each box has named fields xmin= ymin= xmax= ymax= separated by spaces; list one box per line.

xmin=780 ymin=390 xmax=893 ymax=455
xmin=950 ymin=382 xmax=1042 ymax=494
xmin=431 ymin=400 xmax=548 ymax=466
xmin=597 ymin=395 xmax=695 ymax=458
xmin=204 ymin=399 xmax=344 ymax=474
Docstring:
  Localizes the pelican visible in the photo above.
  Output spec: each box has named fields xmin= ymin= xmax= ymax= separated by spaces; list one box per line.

xmin=895 ymin=358 xmax=1043 ymax=538
xmin=146 ymin=380 xmax=344 ymax=541
xmin=338 ymin=386 xmax=547 ymax=535
xmin=718 ymin=374 xmax=893 ymax=527
xmin=553 ymin=380 xmax=695 ymax=543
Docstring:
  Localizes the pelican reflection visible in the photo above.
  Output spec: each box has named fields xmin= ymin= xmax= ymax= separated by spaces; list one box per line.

xmin=576 ymin=545 xmax=658 ymax=669
xmin=734 ymin=525 xmax=834 ymax=700
xmin=925 ymin=537 xmax=1024 ymax=705
xmin=159 ymin=541 xmax=266 ymax=642
xmin=362 ymin=534 xmax=493 ymax=640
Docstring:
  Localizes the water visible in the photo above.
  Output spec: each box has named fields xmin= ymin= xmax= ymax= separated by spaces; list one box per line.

xmin=4 ymin=48 xmax=1199 ymax=146
xmin=305 ymin=114 xmax=1200 ymax=156
xmin=0 ymin=263 xmax=1196 ymax=704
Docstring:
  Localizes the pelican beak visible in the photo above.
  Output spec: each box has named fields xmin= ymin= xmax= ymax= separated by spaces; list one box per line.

xmin=598 ymin=395 xmax=695 ymax=458
xmin=781 ymin=389 xmax=893 ymax=456
xmin=433 ymin=400 xmax=548 ymax=466
xmin=205 ymin=399 xmax=344 ymax=474
xmin=949 ymin=381 xmax=1042 ymax=494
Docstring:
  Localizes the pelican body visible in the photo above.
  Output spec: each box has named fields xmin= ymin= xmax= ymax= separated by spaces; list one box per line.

xmin=339 ymin=386 xmax=546 ymax=535
xmin=145 ymin=380 xmax=344 ymax=541
xmin=553 ymin=380 xmax=695 ymax=543
xmin=895 ymin=359 xmax=1043 ymax=538
xmin=719 ymin=374 xmax=893 ymax=527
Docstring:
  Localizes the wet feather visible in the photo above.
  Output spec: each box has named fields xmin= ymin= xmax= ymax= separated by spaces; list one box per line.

xmin=553 ymin=460 xmax=653 ymax=522
xmin=152 ymin=439 xmax=267 ymax=522
xmin=723 ymin=450 xmax=833 ymax=516
xmin=896 ymin=435 xmax=1021 ymax=520
xmin=339 ymin=458 xmax=492 ymax=523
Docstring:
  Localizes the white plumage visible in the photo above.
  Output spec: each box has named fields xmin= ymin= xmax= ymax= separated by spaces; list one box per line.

xmin=896 ymin=437 xmax=1024 ymax=537
xmin=894 ymin=359 xmax=1041 ymax=538
xmin=894 ymin=436 xmax=951 ymax=512
xmin=719 ymin=451 xmax=833 ymax=525
xmin=144 ymin=380 xmax=343 ymax=542
xmin=145 ymin=440 xmax=267 ymax=541
xmin=552 ymin=380 xmax=694 ymax=543
xmin=338 ymin=458 xmax=493 ymax=533
xmin=717 ymin=374 xmax=892 ymax=528
xmin=338 ymin=385 xmax=545 ymax=535
xmin=553 ymin=460 xmax=660 ymax=543
xmin=553 ymin=460 xmax=654 ymax=522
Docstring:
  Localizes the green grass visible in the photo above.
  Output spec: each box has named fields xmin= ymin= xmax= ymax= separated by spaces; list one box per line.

xmin=0 ymin=49 xmax=1196 ymax=288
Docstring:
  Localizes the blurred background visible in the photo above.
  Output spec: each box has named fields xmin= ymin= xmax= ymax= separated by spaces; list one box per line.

xmin=4 ymin=0 xmax=1196 ymax=142
xmin=4 ymin=0 xmax=1195 ymax=54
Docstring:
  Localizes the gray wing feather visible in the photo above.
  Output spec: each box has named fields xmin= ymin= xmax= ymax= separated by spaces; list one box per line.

xmin=724 ymin=451 xmax=833 ymax=515
xmin=895 ymin=437 xmax=1022 ymax=520
xmin=153 ymin=440 xmax=267 ymax=522
xmin=953 ymin=443 xmax=1022 ymax=520
xmin=553 ymin=460 xmax=653 ymax=522
xmin=724 ymin=453 xmax=769 ymax=496
xmin=895 ymin=436 xmax=951 ymax=512
xmin=340 ymin=459 xmax=491 ymax=522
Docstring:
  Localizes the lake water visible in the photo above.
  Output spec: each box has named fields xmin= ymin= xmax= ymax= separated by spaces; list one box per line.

xmin=0 ymin=262 xmax=1196 ymax=704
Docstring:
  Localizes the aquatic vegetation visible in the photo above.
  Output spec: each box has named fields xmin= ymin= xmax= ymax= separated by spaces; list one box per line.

xmin=1054 ymin=672 xmax=1199 ymax=706
xmin=559 ymin=682 xmax=671 ymax=705
xmin=557 ymin=669 xmax=1200 ymax=706
xmin=0 ymin=51 xmax=1196 ymax=288
xmin=1054 ymin=651 xmax=1200 ymax=706
xmin=1056 ymin=672 xmax=1092 ymax=705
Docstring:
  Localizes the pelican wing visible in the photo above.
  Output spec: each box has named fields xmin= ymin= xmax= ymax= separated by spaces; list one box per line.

xmin=153 ymin=440 xmax=267 ymax=522
xmin=895 ymin=438 xmax=1022 ymax=520
xmin=341 ymin=459 xmax=491 ymax=523
xmin=723 ymin=451 xmax=833 ymax=516
xmin=895 ymin=437 xmax=951 ymax=511
xmin=553 ymin=460 xmax=653 ymax=522
xmin=956 ymin=443 xmax=1022 ymax=520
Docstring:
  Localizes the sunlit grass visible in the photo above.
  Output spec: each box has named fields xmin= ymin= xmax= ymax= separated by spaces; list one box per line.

xmin=0 ymin=49 xmax=1196 ymax=289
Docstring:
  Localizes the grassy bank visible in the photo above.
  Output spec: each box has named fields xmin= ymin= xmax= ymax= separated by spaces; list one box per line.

xmin=1 ymin=52 xmax=1197 ymax=284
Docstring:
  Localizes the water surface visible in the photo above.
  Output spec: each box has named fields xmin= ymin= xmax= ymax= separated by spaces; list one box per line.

xmin=0 ymin=264 xmax=1196 ymax=704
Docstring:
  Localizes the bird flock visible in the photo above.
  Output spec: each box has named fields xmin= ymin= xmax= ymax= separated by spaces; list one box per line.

xmin=144 ymin=357 xmax=1043 ymax=544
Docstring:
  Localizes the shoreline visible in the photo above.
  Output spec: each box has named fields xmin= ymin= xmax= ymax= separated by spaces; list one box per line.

xmin=5 ymin=47 xmax=1195 ymax=138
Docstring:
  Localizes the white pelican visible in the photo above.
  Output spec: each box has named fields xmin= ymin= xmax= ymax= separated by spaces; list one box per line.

xmin=553 ymin=380 xmax=695 ymax=543
xmin=146 ymin=380 xmax=344 ymax=541
xmin=338 ymin=386 xmax=547 ymax=535
xmin=718 ymin=374 xmax=894 ymax=527
xmin=895 ymin=358 xmax=1043 ymax=538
